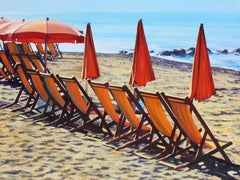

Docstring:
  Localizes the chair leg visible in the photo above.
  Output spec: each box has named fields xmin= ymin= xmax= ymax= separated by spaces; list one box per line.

xmin=115 ymin=132 xmax=151 ymax=151
xmin=136 ymin=137 xmax=162 ymax=152
xmin=11 ymin=94 xmax=38 ymax=112
xmin=106 ymin=129 xmax=137 ymax=144
xmin=0 ymin=87 xmax=24 ymax=109
xmin=187 ymin=142 xmax=233 ymax=167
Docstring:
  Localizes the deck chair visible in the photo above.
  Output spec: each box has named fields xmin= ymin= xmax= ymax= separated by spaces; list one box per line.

xmin=4 ymin=50 xmax=23 ymax=79
xmin=47 ymin=43 xmax=62 ymax=60
xmin=9 ymin=53 xmax=21 ymax=64
xmin=21 ymin=42 xmax=36 ymax=56
xmin=0 ymin=63 xmax=10 ymax=80
xmin=0 ymin=63 xmax=38 ymax=111
xmin=20 ymin=54 xmax=48 ymax=73
xmin=35 ymin=43 xmax=45 ymax=58
xmin=29 ymin=55 xmax=49 ymax=73
xmin=19 ymin=55 xmax=52 ymax=109
xmin=88 ymin=80 xmax=131 ymax=138
xmin=0 ymin=50 xmax=19 ymax=82
xmin=134 ymin=88 xmax=187 ymax=159
xmin=4 ymin=42 xmax=21 ymax=55
xmin=161 ymin=92 xmax=234 ymax=169
xmin=56 ymin=75 xmax=112 ymax=136
xmin=106 ymin=84 xmax=170 ymax=151
xmin=18 ymin=55 xmax=35 ymax=70
xmin=0 ymin=66 xmax=10 ymax=81
xmin=38 ymin=73 xmax=77 ymax=126
xmin=18 ymin=55 xmax=54 ymax=113
xmin=24 ymin=69 xmax=63 ymax=122
xmin=54 ymin=43 xmax=63 ymax=58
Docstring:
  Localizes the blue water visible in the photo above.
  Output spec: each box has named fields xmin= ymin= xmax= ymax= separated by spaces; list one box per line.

xmin=6 ymin=12 xmax=240 ymax=70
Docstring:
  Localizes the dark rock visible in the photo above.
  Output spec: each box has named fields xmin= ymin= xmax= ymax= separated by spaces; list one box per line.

xmin=171 ymin=49 xmax=186 ymax=56
xmin=217 ymin=49 xmax=228 ymax=54
xmin=159 ymin=50 xmax=171 ymax=56
xmin=186 ymin=47 xmax=195 ymax=56
xmin=126 ymin=52 xmax=133 ymax=57
xmin=119 ymin=50 xmax=128 ymax=55
xmin=233 ymin=48 xmax=240 ymax=54
xmin=207 ymin=48 xmax=212 ymax=54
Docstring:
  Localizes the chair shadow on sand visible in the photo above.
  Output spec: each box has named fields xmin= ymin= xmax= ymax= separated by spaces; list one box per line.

xmin=190 ymin=158 xmax=240 ymax=179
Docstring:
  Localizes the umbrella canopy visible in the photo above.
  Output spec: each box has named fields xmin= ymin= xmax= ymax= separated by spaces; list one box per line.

xmin=82 ymin=23 xmax=100 ymax=80
xmin=12 ymin=18 xmax=84 ymax=44
xmin=189 ymin=24 xmax=216 ymax=102
xmin=0 ymin=17 xmax=9 ymax=24
xmin=0 ymin=20 xmax=26 ymax=41
xmin=129 ymin=19 xmax=155 ymax=87
xmin=9 ymin=18 xmax=84 ymax=71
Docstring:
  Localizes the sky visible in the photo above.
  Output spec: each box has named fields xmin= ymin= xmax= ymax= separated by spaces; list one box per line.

xmin=0 ymin=0 xmax=239 ymax=68
xmin=1 ymin=0 xmax=240 ymax=17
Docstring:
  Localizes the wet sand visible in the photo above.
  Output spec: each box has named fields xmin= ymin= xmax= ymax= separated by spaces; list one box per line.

xmin=0 ymin=52 xmax=239 ymax=179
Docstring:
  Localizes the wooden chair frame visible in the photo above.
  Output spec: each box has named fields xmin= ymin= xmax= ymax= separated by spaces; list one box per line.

xmin=88 ymin=80 xmax=131 ymax=138
xmin=134 ymin=88 xmax=187 ymax=160
xmin=56 ymin=75 xmax=112 ymax=136
xmin=160 ymin=92 xmax=234 ymax=169
xmin=0 ymin=63 xmax=38 ymax=111
xmin=106 ymin=84 xmax=169 ymax=151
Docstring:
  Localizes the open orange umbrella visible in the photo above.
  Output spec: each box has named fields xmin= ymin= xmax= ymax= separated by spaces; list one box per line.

xmin=0 ymin=17 xmax=9 ymax=24
xmin=189 ymin=24 xmax=216 ymax=102
xmin=129 ymin=19 xmax=155 ymax=87
xmin=0 ymin=20 xmax=26 ymax=41
xmin=82 ymin=23 xmax=100 ymax=80
xmin=12 ymin=18 xmax=84 ymax=44
xmin=11 ymin=18 xmax=84 ymax=71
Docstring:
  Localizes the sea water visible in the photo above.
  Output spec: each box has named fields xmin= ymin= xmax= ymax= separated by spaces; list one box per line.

xmin=5 ymin=12 xmax=240 ymax=70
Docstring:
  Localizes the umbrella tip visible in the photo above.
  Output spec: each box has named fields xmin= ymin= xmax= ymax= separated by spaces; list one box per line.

xmin=0 ymin=17 xmax=3 ymax=19
xmin=22 ymin=19 xmax=25 ymax=22
xmin=46 ymin=17 xmax=49 ymax=21
xmin=200 ymin=23 xmax=203 ymax=27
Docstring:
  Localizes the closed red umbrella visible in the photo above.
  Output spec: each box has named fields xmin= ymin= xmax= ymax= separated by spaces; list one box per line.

xmin=82 ymin=23 xmax=100 ymax=80
xmin=189 ymin=24 xmax=216 ymax=102
xmin=129 ymin=19 xmax=155 ymax=87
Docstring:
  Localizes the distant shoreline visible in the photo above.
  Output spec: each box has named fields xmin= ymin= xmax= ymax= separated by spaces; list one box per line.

xmin=62 ymin=51 xmax=240 ymax=74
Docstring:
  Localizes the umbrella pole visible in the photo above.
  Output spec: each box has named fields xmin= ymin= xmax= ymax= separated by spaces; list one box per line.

xmin=133 ymin=82 xmax=138 ymax=111
xmin=84 ymin=79 xmax=89 ymax=103
xmin=85 ymin=79 xmax=88 ymax=93
xmin=44 ymin=41 xmax=48 ymax=72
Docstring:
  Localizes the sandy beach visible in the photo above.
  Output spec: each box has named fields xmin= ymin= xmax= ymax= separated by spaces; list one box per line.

xmin=0 ymin=52 xmax=239 ymax=179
